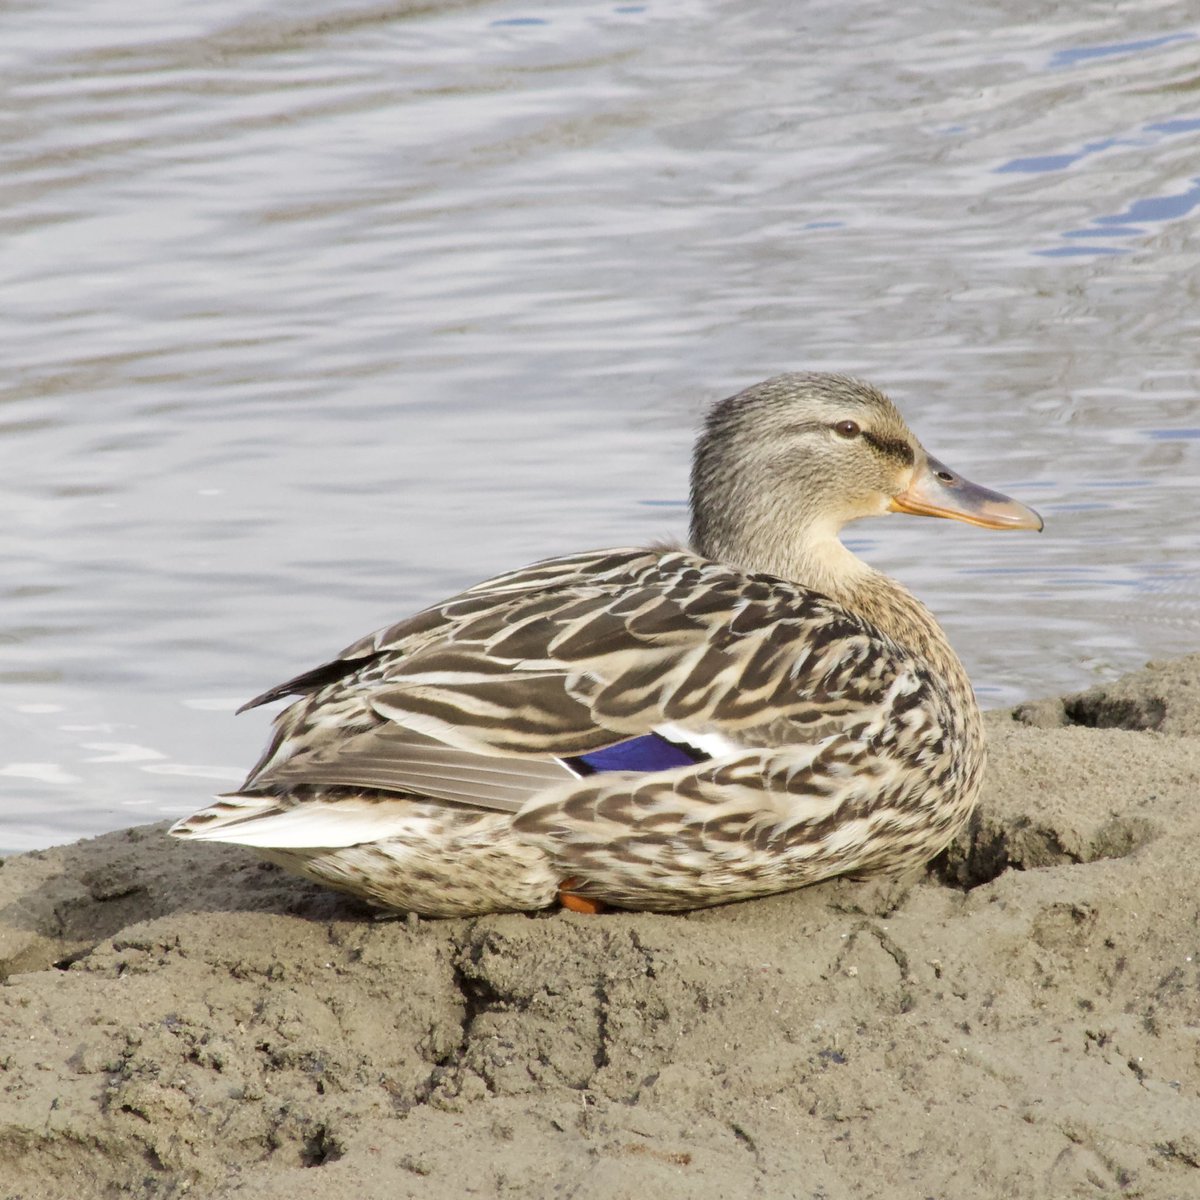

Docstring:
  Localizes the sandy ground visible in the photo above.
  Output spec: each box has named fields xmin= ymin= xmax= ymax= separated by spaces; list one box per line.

xmin=3 ymin=657 xmax=1200 ymax=1200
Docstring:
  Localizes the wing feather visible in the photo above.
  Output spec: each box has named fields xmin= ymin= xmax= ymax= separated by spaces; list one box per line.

xmin=253 ymin=726 xmax=574 ymax=813
xmin=237 ymin=548 xmax=935 ymax=827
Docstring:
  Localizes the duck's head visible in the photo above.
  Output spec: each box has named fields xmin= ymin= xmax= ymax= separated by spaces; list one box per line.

xmin=689 ymin=372 xmax=1042 ymax=578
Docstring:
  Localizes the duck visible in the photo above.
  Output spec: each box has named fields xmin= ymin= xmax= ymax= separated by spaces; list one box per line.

xmin=170 ymin=373 xmax=1042 ymax=916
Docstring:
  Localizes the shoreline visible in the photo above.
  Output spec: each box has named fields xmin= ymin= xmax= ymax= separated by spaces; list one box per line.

xmin=3 ymin=656 xmax=1200 ymax=1199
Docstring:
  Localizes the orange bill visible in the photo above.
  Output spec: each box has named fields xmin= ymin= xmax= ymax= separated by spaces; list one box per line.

xmin=889 ymin=455 xmax=1043 ymax=531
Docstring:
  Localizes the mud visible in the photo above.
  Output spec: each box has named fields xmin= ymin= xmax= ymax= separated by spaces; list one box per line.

xmin=4 ymin=656 xmax=1200 ymax=1199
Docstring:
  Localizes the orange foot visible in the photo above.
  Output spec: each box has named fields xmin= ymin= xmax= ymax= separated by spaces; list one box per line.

xmin=558 ymin=878 xmax=606 ymax=915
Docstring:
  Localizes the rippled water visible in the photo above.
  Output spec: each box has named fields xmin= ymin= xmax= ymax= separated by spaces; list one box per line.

xmin=3 ymin=0 xmax=1199 ymax=851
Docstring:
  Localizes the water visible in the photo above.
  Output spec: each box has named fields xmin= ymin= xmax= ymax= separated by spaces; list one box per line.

xmin=3 ymin=0 xmax=1199 ymax=851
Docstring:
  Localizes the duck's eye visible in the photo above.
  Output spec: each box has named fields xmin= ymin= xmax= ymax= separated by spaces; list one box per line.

xmin=833 ymin=420 xmax=861 ymax=439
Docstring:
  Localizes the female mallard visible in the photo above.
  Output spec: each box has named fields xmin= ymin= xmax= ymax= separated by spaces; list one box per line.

xmin=171 ymin=373 xmax=1041 ymax=915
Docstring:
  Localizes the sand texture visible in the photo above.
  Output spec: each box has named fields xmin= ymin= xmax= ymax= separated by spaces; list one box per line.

xmin=3 ymin=656 xmax=1200 ymax=1199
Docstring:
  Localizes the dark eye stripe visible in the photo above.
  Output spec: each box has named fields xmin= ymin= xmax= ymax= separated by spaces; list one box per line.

xmin=861 ymin=431 xmax=915 ymax=466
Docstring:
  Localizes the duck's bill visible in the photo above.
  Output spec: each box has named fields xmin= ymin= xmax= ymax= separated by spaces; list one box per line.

xmin=889 ymin=455 xmax=1043 ymax=531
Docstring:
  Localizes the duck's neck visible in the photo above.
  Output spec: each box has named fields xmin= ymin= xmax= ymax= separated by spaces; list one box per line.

xmin=834 ymin=558 xmax=966 ymax=686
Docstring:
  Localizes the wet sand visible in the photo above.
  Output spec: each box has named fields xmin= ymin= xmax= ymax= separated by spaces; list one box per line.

xmin=3 ymin=656 xmax=1200 ymax=1199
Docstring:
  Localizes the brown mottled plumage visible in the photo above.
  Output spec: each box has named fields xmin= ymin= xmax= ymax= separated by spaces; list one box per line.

xmin=171 ymin=374 xmax=1041 ymax=915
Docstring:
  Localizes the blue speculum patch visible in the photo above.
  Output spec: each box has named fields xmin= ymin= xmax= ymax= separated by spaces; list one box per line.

xmin=568 ymin=733 xmax=707 ymax=775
